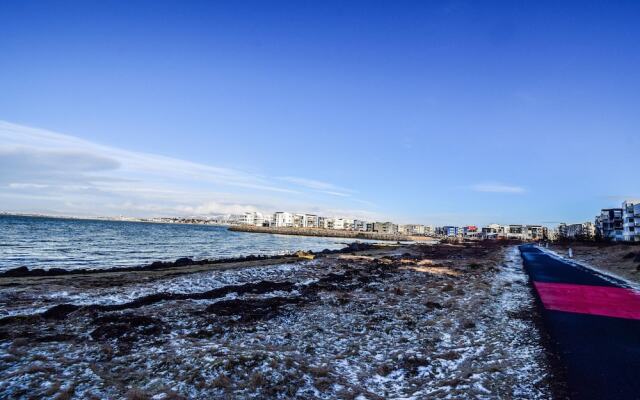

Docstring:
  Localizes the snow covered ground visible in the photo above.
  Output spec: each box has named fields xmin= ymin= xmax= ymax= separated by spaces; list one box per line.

xmin=0 ymin=243 xmax=557 ymax=399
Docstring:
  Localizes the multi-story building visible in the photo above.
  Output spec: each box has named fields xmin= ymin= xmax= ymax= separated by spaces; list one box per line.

xmin=441 ymin=226 xmax=459 ymax=237
xmin=400 ymin=224 xmax=426 ymax=235
xmin=623 ymin=201 xmax=640 ymax=242
xmin=331 ymin=218 xmax=352 ymax=230
xmin=303 ymin=214 xmax=319 ymax=228
xmin=317 ymin=216 xmax=327 ymax=229
xmin=560 ymin=222 xmax=596 ymax=240
xmin=353 ymin=220 xmax=368 ymax=231
xmin=293 ymin=214 xmax=305 ymax=228
xmin=507 ymin=225 xmax=526 ymax=240
xmin=462 ymin=226 xmax=478 ymax=236
xmin=595 ymin=208 xmax=624 ymax=241
xmin=558 ymin=223 xmax=568 ymax=239
xmin=273 ymin=212 xmax=294 ymax=228
xmin=372 ymin=222 xmax=399 ymax=234
xmin=526 ymin=225 xmax=545 ymax=240
xmin=481 ymin=224 xmax=503 ymax=238
xmin=239 ymin=212 xmax=267 ymax=226
xmin=343 ymin=218 xmax=354 ymax=230
xmin=544 ymin=227 xmax=557 ymax=241
xmin=322 ymin=218 xmax=336 ymax=229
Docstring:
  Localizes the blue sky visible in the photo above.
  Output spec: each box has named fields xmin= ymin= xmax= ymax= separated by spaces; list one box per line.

xmin=1 ymin=1 xmax=639 ymax=226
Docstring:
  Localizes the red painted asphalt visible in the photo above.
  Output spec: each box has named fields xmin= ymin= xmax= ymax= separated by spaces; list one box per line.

xmin=534 ymin=281 xmax=640 ymax=320
xmin=520 ymin=244 xmax=640 ymax=400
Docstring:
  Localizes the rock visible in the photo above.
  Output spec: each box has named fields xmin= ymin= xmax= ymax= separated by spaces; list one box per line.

xmin=0 ymin=266 xmax=30 ymax=277
xmin=206 ymin=296 xmax=303 ymax=322
xmin=42 ymin=304 xmax=81 ymax=320
xmin=173 ymin=257 xmax=194 ymax=267
xmin=425 ymin=301 xmax=443 ymax=309
xmin=91 ymin=314 xmax=166 ymax=341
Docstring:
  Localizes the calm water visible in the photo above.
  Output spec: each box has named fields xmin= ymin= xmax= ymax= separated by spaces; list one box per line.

xmin=0 ymin=215 xmax=374 ymax=271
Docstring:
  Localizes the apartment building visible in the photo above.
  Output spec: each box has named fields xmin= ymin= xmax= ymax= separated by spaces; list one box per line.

xmin=507 ymin=225 xmax=526 ymax=240
xmin=560 ymin=222 xmax=596 ymax=240
xmin=623 ymin=201 xmax=640 ymax=242
xmin=441 ymin=226 xmax=459 ymax=237
xmin=480 ymin=224 xmax=543 ymax=240
xmin=273 ymin=212 xmax=294 ymax=228
xmin=544 ymin=227 xmax=557 ymax=241
xmin=481 ymin=224 xmax=504 ymax=238
xmin=399 ymin=224 xmax=426 ymax=235
xmin=291 ymin=213 xmax=319 ymax=228
xmin=317 ymin=216 xmax=327 ymax=229
xmin=293 ymin=214 xmax=304 ymax=228
xmin=558 ymin=223 xmax=568 ymax=239
xmin=239 ymin=212 xmax=267 ymax=226
xmin=372 ymin=222 xmax=399 ymax=234
xmin=304 ymin=214 xmax=319 ymax=228
xmin=352 ymin=220 xmax=369 ymax=231
xmin=527 ymin=225 xmax=545 ymax=240
xmin=595 ymin=208 xmax=624 ymax=241
xmin=328 ymin=218 xmax=353 ymax=230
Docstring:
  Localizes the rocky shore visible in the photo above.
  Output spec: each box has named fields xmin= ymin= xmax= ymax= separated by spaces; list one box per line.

xmin=0 ymin=241 xmax=560 ymax=399
xmin=228 ymin=225 xmax=414 ymax=241
xmin=0 ymin=242 xmax=376 ymax=279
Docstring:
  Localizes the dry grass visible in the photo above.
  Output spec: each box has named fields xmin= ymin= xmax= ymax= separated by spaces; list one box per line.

xmin=550 ymin=243 xmax=640 ymax=284
xmin=125 ymin=388 xmax=151 ymax=400
xmin=211 ymin=374 xmax=232 ymax=389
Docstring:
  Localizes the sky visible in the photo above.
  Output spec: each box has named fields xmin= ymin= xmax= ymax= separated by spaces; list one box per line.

xmin=1 ymin=0 xmax=639 ymax=226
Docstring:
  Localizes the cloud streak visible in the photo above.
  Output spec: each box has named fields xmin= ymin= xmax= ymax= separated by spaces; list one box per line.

xmin=278 ymin=176 xmax=354 ymax=197
xmin=470 ymin=183 xmax=526 ymax=194
xmin=0 ymin=121 xmax=377 ymax=218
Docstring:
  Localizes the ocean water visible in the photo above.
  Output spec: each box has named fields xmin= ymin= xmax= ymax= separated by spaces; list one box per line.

xmin=0 ymin=215 xmax=374 ymax=271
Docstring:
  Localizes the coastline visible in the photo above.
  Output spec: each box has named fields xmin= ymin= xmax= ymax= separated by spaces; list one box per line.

xmin=228 ymin=224 xmax=417 ymax=241
xmin=0 ymin=241 xmax=557 ymax=398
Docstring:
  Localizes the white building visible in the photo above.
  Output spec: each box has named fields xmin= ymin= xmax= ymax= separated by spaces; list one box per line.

xmin=303 ymin=214 xmax=319 ymax=228
xmin=526 ymin=225 xmax=545 ymax=240
xmin=239 ymin=212 xmax=267 ymax=226
xmin=353 ymin=220 xmax=369 ymax=231
xmin=399 ymin=224 xmax=426 ymax=235
xmin=293 ymin=214 xmax=305 ymax=228
xmin=623 ymin=200 xmax=640 ymax=242
xmin=481 ymin=224 xmax=545 ymax=240
xmin=481 ymin=224 xmax=504 ymax=238
xmin=561 ymin=222 xmax=596 ymax=240
xmin=273 ymin=212 xmax=294 ymax=228
xmin=329 ymin=218 xmax=354 ymax=230
xmin=372 ymin=222 xmax=398 ymax=234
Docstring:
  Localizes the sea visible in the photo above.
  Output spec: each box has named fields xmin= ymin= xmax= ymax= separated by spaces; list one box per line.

xmin=0 ymin=215 xmax=376 ymax=272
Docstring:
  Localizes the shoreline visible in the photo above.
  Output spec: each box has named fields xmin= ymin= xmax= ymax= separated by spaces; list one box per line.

xmin=0 ymin=242 xmax=380 ymax=279
xmin=0 ymin=241 xmax=558 ymax=399
xmin=228 ymin=224 xmax=417 ymax=241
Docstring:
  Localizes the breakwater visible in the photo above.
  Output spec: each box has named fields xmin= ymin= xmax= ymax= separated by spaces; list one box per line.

xmin=228 ymin=225 xmax=411 ymax=241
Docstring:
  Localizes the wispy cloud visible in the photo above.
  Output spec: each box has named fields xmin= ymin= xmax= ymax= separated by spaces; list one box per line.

xmin=278 ymin=176 xmax=354 ymax=197
xmin=470 ymin=183 xmax=526 ymax=194
xmin=0 ymin=121 xmax=375 ymax=218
